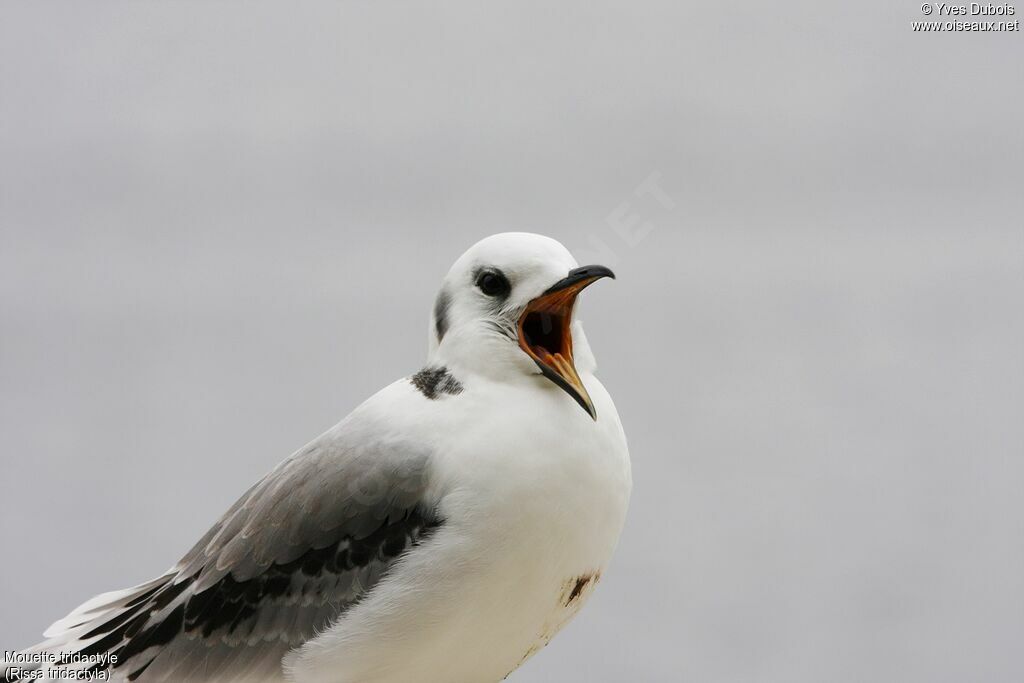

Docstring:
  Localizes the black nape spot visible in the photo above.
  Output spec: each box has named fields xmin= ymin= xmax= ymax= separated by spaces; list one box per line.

xmin=410 ymin=366 xmax=464 ymax=399
xmin=433 ymin=289 xmax=451 ymax=343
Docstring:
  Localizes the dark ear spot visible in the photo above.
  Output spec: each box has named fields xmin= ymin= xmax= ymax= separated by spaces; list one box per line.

xmin=433 ymin=289 xmax=451 ymax=343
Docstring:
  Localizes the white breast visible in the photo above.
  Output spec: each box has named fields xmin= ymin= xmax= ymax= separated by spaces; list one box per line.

xmin=286 ymin=374 xmax=631 ymax=683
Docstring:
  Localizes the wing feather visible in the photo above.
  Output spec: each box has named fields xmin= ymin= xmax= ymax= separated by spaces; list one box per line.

xmin=8 ymin=420 xmax=441 ymax=683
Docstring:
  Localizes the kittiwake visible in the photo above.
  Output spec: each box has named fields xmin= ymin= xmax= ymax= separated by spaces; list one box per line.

xmin=5 ymin=232 xmax=632 ymax=683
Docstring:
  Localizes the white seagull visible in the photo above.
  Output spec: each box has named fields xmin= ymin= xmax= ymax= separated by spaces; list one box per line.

xmin=7 ymin=233 xmax=632 ymax=683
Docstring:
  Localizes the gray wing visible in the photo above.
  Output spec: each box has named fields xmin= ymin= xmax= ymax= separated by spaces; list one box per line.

xmin=12 ymin=425 xmax=441 ymax=682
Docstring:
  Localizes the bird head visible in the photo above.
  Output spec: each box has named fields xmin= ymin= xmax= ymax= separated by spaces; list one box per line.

xmin=428 ymin=233 xmax=614 ymax=420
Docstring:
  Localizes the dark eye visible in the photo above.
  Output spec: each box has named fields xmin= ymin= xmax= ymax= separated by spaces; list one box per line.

xmin=476 ymin=270 xmax=510 ymax=298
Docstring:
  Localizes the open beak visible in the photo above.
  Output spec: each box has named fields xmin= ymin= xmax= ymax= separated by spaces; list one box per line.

xmin=517 ymin=265 xmax=615 ymax=420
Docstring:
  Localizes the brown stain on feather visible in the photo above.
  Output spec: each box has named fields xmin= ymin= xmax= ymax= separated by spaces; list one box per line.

xmin=504 ymin=570 xmax=604 ymax=679
xmin=561 ymin=570 xmax=601 ymax=607
xmin=565 ymin=576 xmax=590 ymax=605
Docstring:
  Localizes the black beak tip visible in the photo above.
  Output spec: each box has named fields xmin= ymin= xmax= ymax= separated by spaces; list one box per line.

xmin=574 ymin=264 xmax=615 ymax=281
xmin=544 ymin=264 xmax=616 ymax=295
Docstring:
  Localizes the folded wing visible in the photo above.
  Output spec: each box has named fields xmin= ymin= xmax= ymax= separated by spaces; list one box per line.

xmin=8 ymin=426 xmax=440 ymax=683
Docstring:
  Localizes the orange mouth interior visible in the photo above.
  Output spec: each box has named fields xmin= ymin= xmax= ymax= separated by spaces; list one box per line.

xmin=517 ymin=281 xmax=594 ymax=417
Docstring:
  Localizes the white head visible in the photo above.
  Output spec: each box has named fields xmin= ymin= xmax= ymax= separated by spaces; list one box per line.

xmin=428 ymin=233 xmax=614 ymax=419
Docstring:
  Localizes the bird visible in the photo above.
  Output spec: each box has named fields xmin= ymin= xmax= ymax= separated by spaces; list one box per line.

xmin=5 ymin=233 xmax=632 ymax=683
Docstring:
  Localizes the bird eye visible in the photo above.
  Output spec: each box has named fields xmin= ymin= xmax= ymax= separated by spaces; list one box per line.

xmin=476 ymin=270 xmax=510 ymax=298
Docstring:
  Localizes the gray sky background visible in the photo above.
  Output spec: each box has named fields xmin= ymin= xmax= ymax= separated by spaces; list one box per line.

xmin=2 ymin=2 xmax=1023 ymax=681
